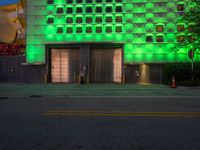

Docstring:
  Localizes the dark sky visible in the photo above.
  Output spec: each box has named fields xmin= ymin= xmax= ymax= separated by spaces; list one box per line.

xmin=0 ymin=0 xmax=19 ymax=6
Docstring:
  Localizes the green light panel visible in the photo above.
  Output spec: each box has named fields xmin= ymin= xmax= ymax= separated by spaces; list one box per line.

xmin=26 ymin=0 xmax=196 ymax=64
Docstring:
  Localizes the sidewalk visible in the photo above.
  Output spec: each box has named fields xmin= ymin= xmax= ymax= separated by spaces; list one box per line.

xmin=0 ymin=83 xmax=200 ymax=97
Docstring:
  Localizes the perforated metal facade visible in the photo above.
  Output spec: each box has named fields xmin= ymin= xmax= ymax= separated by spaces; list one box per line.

xmin=26 ymin=0 xmax=199 ymax=64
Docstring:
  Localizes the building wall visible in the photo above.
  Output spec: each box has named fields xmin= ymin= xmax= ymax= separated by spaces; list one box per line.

xmin=26 ymin=0 xmax=200 ymax=64
xmin=0 ymin=56 xmax=46 ymax=82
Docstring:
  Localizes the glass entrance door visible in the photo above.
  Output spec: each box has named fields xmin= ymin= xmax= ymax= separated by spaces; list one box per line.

xmin=51 ymin=49 xmax=79 ymax=83
xmin=90 ymin=48 xmax=122 ymax=83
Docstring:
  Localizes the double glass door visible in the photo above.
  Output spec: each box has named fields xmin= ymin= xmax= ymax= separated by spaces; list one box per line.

xmin=51 ymin=49 xmax=80 ymax=83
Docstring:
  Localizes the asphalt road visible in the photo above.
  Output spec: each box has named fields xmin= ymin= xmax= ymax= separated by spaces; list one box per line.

xmin=0 ymin=97 xmax=200 ymax=150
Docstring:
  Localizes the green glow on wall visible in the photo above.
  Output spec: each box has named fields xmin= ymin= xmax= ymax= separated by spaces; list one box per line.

xmin=65 ymin=34 xmax=74 ymax=42
xmin=46 ymin=34 xmax=54 ymax=42
xmin=125 ymin=34 xmax=134 ymax=43
xmin=26 ymin=53 xmax=35 ymax=63
xmin=145 ymin=54 xmax=154 ymax=62
xmin=46 ymin=25 xmax=55 ymax=34
xmin=145 ymin=44 xmax=154 ymax=52
xmin=55 ymin=34 xmax=64 ymax=42
xmin=77 ymin=34 xmax=84 ymax=42
xmin=55 ymin=0 xmax=65 ymax=5
xmin=155 ymin=54 xmax=165 ymax=62
xmin=124 ymin=54 xmax=134 ymax=63
xmin=145 ymin=13 xmax=154 ymax=22
xmin=125 ymin=24 xmax=133 ymax=32
xmin=114 ymin=34 xmax=123 ymax=42
xmin=125 ymin=14 xmax=133 ymax=22
xmin=166 ymin=33 xmax=176 ymax=42
xmin=85 ymin=34 xmax=93 ymax=42
xmin=134 ymin=54 xmax=143 ymax=63
xmin=46 ymin=5 xmax=54 ymax=14
xmin=167 ymin=53 xmax=176 ymax=62
xmin=124 ymin=44 xmax=134 ymax=53
xmin=125 ymin=3 xmax=133 ymax=12
xmin=145 ymin=3 xmax=154 ymax=11
xmin=104 ymin=34 xmax=113 ymax=41
xmin=166 ymin=23 xmax=176 ymax=32
xmin=95 ymin=34 xmax=103 ymax=41
xmin=177 ymin=53 xmax=188 ymax=62
xmin=26 ymin=0 xmax=198 ymax=64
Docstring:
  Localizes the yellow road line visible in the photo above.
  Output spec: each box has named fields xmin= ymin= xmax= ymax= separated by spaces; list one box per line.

xmin=42 ymin=111 xmax=200 ymax=118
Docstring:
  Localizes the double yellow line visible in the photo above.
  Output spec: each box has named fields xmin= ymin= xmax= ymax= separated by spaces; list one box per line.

xmin=42 ymin=110 xmax=200 ymax=118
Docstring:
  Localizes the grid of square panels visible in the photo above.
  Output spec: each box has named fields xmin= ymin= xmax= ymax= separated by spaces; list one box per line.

xmin=26 ymin=0 xmax=194 ymax=64
xmin=123 ymin=0 xmax=190 ymax=63
xmin=44 ymin=0 xmax=124 ymax=34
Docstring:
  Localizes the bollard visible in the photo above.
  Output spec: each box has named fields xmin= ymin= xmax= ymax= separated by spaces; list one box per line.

xmin=87 ymin=74 xmax=89 ymax=84
xmin=122 ymin=74 xmax=125 ymax=84
xmin=44 ymin=74 xmax=47 ymax=84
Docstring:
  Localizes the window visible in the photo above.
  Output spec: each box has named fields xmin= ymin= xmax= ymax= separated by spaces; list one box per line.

xmin=76 ymin=27 xmax=82 ymax=33
xmin=156 ymin=25 xmax=164 ymax=32
xmin=66 ymin=17 xmax=73 ymax=23
xmin=76 ymin=17 xmax=83 ymax=23
xmin=106 ymin=6 xmax=112 ymax=13
xmin=116 ymin=6 xmax=122 ymax=12
xmin=66 ymin=7 xmax=73 ymax=13
xmin=86 ymin=7 xmax=92 ymax=13
xmin=146 ymin=35 xmax=153 ymax=42
xmin=156 ymin=35 xmax=164 ymax=42
xmin=86 ymin=16 xmax=92 ymax=23
xmin=115 ymin=26 xmax=122 ymax=32
xmin=47 ymin=17 xmax=54 ymax=24
xmin=96 ymin=16 xmax=102 ymax=23
xmin=96 ymin=26 xmax=102 ymax=33
xmin=66 ymin=0 xmax=72 ymax=3
xmin=115 ymin=0 xmax=122 ymax=2
xmin=86 ymin=0 xmax=92 ymax=3
xmin=96 ymin=0 xmax=102 ymax=2
xmin=47 ymin=0 xmax=54 ymax=4
xmin=56 ymin=7 xmax=64 ymax=14
xmin=76 ymin=7 xmax=83 ymax=13
xmin=188 ymin=35 xmax=195 ymax=43
xmin=177 ymin=4 xmax=185 ymax=11
xmin=177 ymin=35 xmax=185 ymax=42
xmin=115 ymin=16 xmax=122 ymax=22
xmin=66 ymin=27 xmax=73 ymax=33
xmin=57 ymin=26 xmax=63 ymax=34
xmin=106 ymin=16 xmax=112 ymax=22
xmin=96 ymin=7 xmax=102 ymax=13
xmin=106 ymin=0 xmax=112 ymax=2
xmin=188 ymin=24 xmax=195 ymax=32
xmin=77 ymin=0 xmax=82 ymax=3
xmin=106 ymin=26 xmax=112 ymax=33
xmin=86 ymin=26 xmax=92 ymax=33
xmin=177 ymin=24 xmax=185 ymax=32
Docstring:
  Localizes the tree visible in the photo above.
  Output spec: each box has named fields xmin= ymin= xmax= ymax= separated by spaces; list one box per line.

xmin=173 ymin=0 xmax=200 ymax=53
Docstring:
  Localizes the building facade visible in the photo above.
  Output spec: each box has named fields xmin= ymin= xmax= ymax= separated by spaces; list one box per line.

xmin=26 ymin=0 xmax=199 ymax=83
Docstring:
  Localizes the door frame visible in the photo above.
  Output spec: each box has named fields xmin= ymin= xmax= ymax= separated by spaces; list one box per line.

xmin=46 ymin=43 xmax=124 ymax=83
xmin=46 ymin=44 xmax=80 ymax=83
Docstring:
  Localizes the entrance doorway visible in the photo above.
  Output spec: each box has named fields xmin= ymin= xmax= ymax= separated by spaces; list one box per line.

xmin=51 ymin=49 xmax=80 ymax=83
xmin=48 ymin=44 xmax=123 ymax=84
xmin=90 ymin=48 xmax=122 ymax=83
xmin=125 ymin=64 xmax=162 ymax=84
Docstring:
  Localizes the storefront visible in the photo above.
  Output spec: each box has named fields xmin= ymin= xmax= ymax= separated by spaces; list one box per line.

xmin=47 ymin=44 xmax=123 ymax=83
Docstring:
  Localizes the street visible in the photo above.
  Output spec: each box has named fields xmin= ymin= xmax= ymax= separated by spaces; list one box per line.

xmin=0 ymin=96 xmax=200 ymax=150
